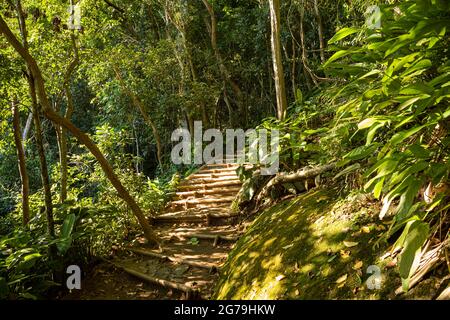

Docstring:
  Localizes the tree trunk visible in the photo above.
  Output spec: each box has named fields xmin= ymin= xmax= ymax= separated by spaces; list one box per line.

xmin=313 ymin=0 xmax=326 ymax=63
xmin=269 ymin=0 xmax=287 ymax=120
xmin=291 ymin=37 xmax=297 ymax=95
xmin=14 ymin=0 xmax=57 ymax=261
xmin=21 ymin=112 xmax=33 ymax=142
xmin=59 ymin=32 xmax=79 ymax=203
xmin=28 ymin=77 xmax=55 ymax=238
xmin=299 ymin=4 xmax=318 ymax=89
xmin=11 ymin=99 xmax=30 ymax=226
xmin=0 ymin=14 xmax=160 ymax=247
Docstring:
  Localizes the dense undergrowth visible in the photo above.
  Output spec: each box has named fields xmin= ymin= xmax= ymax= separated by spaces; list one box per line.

xmin=232 ymin=0 xmax=449 ymax=295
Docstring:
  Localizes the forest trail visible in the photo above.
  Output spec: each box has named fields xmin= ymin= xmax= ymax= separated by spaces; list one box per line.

xmin=66 ymin=163 xmax=248 ymax=300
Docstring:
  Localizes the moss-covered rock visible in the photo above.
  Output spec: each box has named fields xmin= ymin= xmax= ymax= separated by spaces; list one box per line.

xmin=214 ymin=188 xmax=407 ymax=299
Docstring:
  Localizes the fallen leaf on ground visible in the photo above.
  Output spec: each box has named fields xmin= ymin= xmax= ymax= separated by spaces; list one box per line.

xmin=139 ymin=292 xmax=151 ymax=298
xmin=340 ymin=250 xmax=351 ymax=259
xmin=275 ymin=275 xmax=285 ymax=281
xmin=361 ymin=226 xmax=371 ymax=233
xmin=353 ymin=260 xmax=363 ymax=270
xmin=336 ymin=274 xmax=348 ymax=284
xmin=343 ymin=241 xmax=359 ymax=247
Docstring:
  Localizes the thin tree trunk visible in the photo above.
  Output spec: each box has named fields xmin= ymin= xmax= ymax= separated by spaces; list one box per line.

xmin=269 ymin=0 xmax=287 ymax=120
xmin=13 ymin=0 xmax=57 ymax=262
xmin=291 ymin=37 xmax=297 ymax=95
xmin=28 ymin=77 xmax=55 ymax=238
xmin=299 ymin=4 xmax=318 ymax=89
xmin=59 ymin=32 xmax=79 ymax=203
xmin=313 ymin=0 xmax=326 ymax=63
xmin=21 ymin=112 xmax=33 ymax=142
xmin=11 ymin=99 xmax=30 ymax=226
xmin=113 ymin=66 xmax=163 ymax=168
xmin=13 ymin=0 xmax=54 ymax=235
xmin=0 ymin=13 xmax=160 ymax=247
xmin=133 ymin=122 xmax=141 ymax=174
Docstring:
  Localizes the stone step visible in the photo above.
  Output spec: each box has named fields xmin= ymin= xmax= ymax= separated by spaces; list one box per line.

xmin=187 ymin=172 xmax=239 ymax=180
xmin=162 ymin=205 xmax=230 ymax=214
xmin=169 ymin=196 xmax=236 ymax=207
xmin=158 ymin=225 xmax=239 ymax=238
xmin=166 ymin=232 xmax=239 ymax=244
xmin=180 ymin=176 xmax=240 ymax=186
xmin=196 ymin=168 xmax=239 ymax=175
xmin=204 ymin=163 xmax=239 ymax=169
xmin=177 ymin=180 xmax=242 ymax=191
xmin=152 ymin=211 xmax=238 ymax=224
xmin=168 ymin=202 xmax=233 ymax=211
xmin=173 ymin=188 xmax=241 ymax=199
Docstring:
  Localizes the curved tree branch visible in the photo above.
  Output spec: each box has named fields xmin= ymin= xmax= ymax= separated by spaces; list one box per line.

xmin=0 ymin=13 xmax=160 ymax=247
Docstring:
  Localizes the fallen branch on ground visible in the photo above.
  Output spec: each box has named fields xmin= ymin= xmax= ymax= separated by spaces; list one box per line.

xmin=255 ymin=162 xmax=337 ymax=204
xmin=100 ymin=257 xmax=202 ymax=299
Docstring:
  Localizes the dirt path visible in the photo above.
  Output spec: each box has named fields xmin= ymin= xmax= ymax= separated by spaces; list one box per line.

xmin=64 ymin=163 xmax=247 ymax=300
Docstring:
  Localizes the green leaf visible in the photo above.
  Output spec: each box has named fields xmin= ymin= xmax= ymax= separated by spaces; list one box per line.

xmin=390 ymin=161 xmax=428 ymax=186
xmin=189 ymin=237 xmax=199 ymax=245
xmin=407 ymin=144 xmax=430 ymax=159
xmin=358 ymin=118 xmax=378 ymax=130
xmin=401 ymin=59 xmax=432 ymax=78
xmin=390 ymin=125 xmax=426 ymax=146
xmin=366 ymin=123 xmax=385 ymax=145
xmin=57 ymin=214 xmax=77 ymax=255
xmin=19 ymin=292 xmax=38 ymax=300
xmin=399 ymin=221 xmax=429 ymax=290
xmin=333 ymin=163 xmax=361 ymax=180
xmin=323 ymin=50 xmax=353 ymax=68
xmin=395 ymin=179 xmax=422 ymax=220
xmin=60 ymin=213 xmax=76 ymax=239
xmin=344 ymin=144 xmax=378 ymax=161
xmin=398 ymin=97 xmax=422 ymax=110
xmin=373 ymin=176 xmax=385 ymax=199
xmin=366 ymin=157 xmax=399 ymax=178
xmin=295 ymin=88 xmax=303 ymax=105
xmin=328 ymin=27 xmax=360 ymax=44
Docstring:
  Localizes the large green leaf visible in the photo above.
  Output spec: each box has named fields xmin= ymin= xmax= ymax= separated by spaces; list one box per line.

xmin=395 ymin=178 xmax=423 ymax=220
xmin=60 ymin=213 xmax=76 ymax=239
xmin=389 ymin=161 xmax=428 ymax=186
xmin=56 ymin=214 xmax=77 ymax=255
xmin=343 ymin=144 xmax=378 ymax=161
xmin=328 ymin=27 xmax=361 ymax=44
xmin=390 ymin=125 xmax=426 ymax=146
xmin=399 ymin=221 xmax=429 ymax=291
xmin=323 ymin=50 xmax=354 ymax=68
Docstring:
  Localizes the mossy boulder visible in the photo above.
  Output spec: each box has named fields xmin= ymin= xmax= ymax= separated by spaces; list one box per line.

xmin=214 ymin=188 xmax=405 ymax=299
